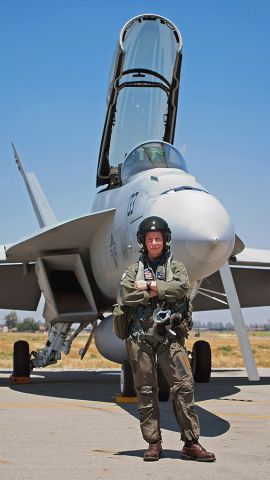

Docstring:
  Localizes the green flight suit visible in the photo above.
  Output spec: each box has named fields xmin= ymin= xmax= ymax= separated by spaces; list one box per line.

xmin=120 ymin=253 xmax=200 ymax=444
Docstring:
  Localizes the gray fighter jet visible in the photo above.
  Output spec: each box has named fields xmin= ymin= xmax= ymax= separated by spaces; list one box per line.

xmin=1 ymin=14 xmax=269 ymax=395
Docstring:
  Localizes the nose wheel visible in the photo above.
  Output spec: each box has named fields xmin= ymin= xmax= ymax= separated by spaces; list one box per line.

xmin=191 ymin=340 xmax=211 ymax=382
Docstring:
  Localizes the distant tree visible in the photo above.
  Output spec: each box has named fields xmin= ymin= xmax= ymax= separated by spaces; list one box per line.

xmin=44 ymin=319 xmax=50 ymax=331
xmin=5 ymin=311 xmax=18 ymax=330
xmin=192 ymin=320 xmax=200 ymax=329
xmin=217 ymin=321 xmax=225 ymax=330
xmin=17 ymin=318 xmax=39 ymax=332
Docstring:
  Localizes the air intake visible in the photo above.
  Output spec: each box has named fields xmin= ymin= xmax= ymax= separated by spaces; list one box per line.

xmin=36 ymin=254 xmax=98 ymax=323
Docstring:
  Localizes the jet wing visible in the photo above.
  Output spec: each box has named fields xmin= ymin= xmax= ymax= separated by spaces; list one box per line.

xmin=232 ymin=247 xmax=270 ymax=267
xmin=1 ymin=208 xmax=115 ymax=263
xmin=193 ymin=247 xmax=270 ymax=311
xmin=0 ymin=208 xmax=115 ymax=310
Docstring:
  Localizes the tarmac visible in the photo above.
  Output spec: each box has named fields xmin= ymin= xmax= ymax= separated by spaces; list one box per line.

xmin=0 ymin=367 xmax=269 ymax=480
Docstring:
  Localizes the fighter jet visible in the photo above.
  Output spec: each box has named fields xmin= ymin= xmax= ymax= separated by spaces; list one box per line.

xmin=1 ymin=14 xmax=269 ymax=395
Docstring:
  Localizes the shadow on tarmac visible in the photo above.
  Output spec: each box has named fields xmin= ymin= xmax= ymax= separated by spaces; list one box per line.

xmin=1 ymin=369 xmax=270 ymax=438
xmin=114 ymin=448 xmax=181 ymax=459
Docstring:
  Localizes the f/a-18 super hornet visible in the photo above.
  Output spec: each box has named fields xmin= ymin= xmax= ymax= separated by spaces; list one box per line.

xmin=1 ymin=14 xmax=270 ymax=395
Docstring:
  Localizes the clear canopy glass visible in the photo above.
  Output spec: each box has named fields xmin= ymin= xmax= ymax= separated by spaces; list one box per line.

xmin=97 ymin=15 xmax=182 ymax=187
xmin=121 ymin=141 xmax=187 ymax=184
xmin=109 ymin=19 xmax=180 ymax=167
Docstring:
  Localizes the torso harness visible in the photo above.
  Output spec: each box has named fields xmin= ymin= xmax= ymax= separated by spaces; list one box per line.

xmin=128 ymin=255 xmax=191 ymax=345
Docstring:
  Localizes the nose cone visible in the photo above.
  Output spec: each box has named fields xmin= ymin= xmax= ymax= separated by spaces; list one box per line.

xmin=149 ymin=190 xmax=235 ymax=281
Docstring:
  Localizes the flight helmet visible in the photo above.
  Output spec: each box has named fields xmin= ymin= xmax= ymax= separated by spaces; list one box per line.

xmin=136 ymin=216 xmax=171 ymax=252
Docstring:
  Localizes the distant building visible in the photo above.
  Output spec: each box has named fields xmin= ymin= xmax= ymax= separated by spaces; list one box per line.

xmin=0 ymin=325 xmax=8 ymax=333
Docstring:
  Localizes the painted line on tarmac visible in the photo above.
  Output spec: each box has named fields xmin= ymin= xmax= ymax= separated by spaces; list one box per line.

xmin=0 ymin=400 xmax=122 ymax=412
xmin=215 ymin=400 xmax=270 ymax=404
xmin=2 ymin=402 xmax=268 ymax=419
xmin=197 ymin=399 xmax=270 ymax=405
xmin=0 ymin=458 xmax=11 ymax=465
xmin=211 ymin=411 xmax=270 ymax=419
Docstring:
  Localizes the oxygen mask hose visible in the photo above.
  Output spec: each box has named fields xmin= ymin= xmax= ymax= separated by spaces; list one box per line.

xmin=153 ymin=308 xmax=177 ymax=338
xmin=153 ymin=308 xmax=172 ymax=324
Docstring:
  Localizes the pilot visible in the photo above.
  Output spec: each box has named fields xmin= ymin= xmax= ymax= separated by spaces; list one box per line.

xmin=120 ymin=216 xmax=216 ymax=462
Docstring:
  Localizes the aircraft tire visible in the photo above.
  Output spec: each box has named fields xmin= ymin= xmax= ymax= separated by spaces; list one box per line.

xmin=191 ymin=340 xmax=211 ymax=383
xmin=13 ymin=340 xmax=31 ymax=377
xmin=120 ymin=360 xmax=135 ymax=396
xmin=157 ymin=367 xmax=170 ymax=401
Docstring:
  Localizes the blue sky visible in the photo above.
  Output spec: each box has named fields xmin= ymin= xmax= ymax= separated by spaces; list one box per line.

xmin=0 ymin=0 xmax=269 ymax=324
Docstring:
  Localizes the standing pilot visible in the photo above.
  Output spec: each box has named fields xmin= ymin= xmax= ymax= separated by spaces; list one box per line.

xmin=119 ymin=216 xmax=216 ymax=462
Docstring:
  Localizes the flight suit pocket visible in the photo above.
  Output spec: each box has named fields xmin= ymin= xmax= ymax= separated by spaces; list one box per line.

xmin=170 ymin=344 xmax=192 ymax=377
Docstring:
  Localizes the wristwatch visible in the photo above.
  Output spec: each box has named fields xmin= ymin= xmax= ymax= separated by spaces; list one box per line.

xmin=146 ymin=281 xmax=152 ymax=291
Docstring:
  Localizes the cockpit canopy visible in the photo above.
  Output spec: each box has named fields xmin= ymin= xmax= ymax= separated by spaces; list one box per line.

xmin=121 ymin=141 xmax=187 ymax=184
xmin=96 ymin=14 xmax=183 ymax=187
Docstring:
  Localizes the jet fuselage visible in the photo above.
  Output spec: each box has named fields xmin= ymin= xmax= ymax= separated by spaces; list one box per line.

xmin=91 ymin=162 xmax=235 ymax=300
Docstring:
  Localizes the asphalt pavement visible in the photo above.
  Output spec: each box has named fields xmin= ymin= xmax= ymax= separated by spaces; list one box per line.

xmin=0 ymin=367 xmax=269 ymax=479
